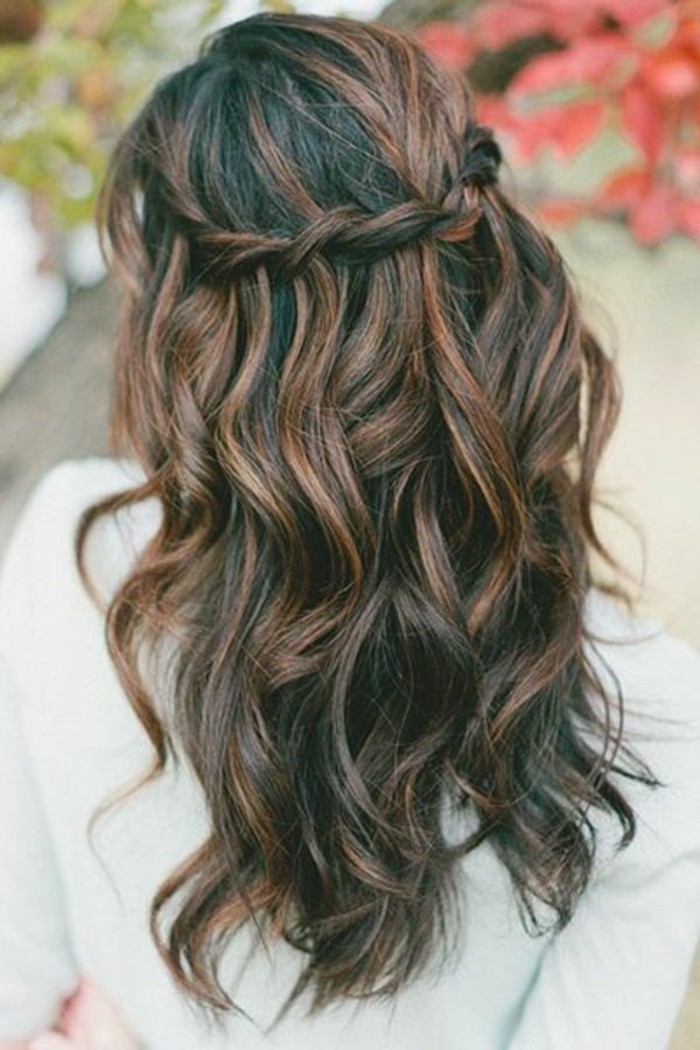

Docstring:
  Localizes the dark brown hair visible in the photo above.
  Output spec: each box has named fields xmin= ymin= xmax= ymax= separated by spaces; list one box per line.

xmin=76 ymin=10 xmax=657 ymax=1033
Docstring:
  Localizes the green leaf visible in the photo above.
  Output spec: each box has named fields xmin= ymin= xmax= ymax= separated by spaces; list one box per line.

xmin=0 ymin=0 xmax=226 ymax=244
xmin=0 ymin=44 xmax=31 ymax=84
xmin=35 ymin=36 xmax=104 ymax=77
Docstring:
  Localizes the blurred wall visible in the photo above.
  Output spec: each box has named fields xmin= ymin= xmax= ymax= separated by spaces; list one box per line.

xmin=554 ymin=219 xmax=700 ymax=650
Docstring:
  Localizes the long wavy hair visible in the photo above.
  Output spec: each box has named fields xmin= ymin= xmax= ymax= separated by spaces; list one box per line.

xmin=75 ymin=10 xmax=657 ymax=1033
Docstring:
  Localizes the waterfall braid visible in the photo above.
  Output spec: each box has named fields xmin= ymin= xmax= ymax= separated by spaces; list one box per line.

xmin=75 ymin=11 xmax=657 ymax=1033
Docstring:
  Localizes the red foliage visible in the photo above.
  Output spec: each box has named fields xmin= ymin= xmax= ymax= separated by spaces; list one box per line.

xmin=414 ymin=21 xmax=477 ymax=72
xmin=620 ymin=80 xmax=666 ymax=162
xmin=679 ymin=197 xmax=700 ymax=235
xmin=473 ymin=1 xmax=598 ymax=46
xmin=418 ymin=0 xmax=700 ymax=245
xmin=508 ymin=98 xmax=607 ymax=161
xmin=508 ymin=35 xmax=636 ymax=94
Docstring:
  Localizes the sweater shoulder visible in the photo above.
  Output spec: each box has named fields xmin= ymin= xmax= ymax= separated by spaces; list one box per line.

xmin=26 ymin=455 xmax=147 ymax=507
xmin=581 ymin=588 xmax=700 ymax=869
xmin=584 ymin=587 xmax=700 ymax=734
xmin=0 ymin=456 xmax=155 ymax=653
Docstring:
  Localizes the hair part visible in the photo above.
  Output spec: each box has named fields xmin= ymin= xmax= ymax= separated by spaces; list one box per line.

xmin=76 ymin=10 xmax=658 ymax=1034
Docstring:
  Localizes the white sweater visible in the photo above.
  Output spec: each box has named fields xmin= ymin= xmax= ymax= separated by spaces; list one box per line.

xmin=1 ymin=456 xmax=700 ymax=1050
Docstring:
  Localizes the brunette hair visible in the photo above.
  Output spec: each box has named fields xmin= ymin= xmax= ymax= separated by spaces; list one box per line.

xmin=76 ymin=10 xmax=656 ymax=1033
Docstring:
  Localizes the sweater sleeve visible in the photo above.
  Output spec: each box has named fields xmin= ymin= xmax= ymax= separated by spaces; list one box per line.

xmin=0 ymin=465 xmax=81 ymax=1039
xmin=506 ymin=637 xmax=700 ymax=1050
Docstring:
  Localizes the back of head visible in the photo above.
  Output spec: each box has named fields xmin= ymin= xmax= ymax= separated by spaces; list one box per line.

xmin=76 ymin=10 xmax=654 ymax=1032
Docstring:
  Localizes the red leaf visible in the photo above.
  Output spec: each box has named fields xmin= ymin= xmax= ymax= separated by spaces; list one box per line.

xmin=597 ymin=166 xmax=651 ymax=208
xmin=629 ymin=183 xmax=678 ymax=243
xmin=538 ymin=197 xmax=587 ymax=226
xmin=509 ymin=34 xmax=636 ymax=95
xmin=510 ymin=99 xmax=605 ymax=161
xmin=416 ymin=22 xmax=477 ymax=72
xmin=474 ymin=2 xmax=560 ymax=50
xmin=678 ymin=20 xmax=700 ymax=60
xmin=677 ymin=198 xmax=700 ymax=238
xmin=620 ymin=79 xmax=667 ymax=163
xmin=639 ymin=48 xmax=700 ymax=98
xmin=477 ymin=1 xmax=600 ymax=44
xmin=509 ymin=106 xmax=564 ymax=161
xmin=550 ymin=98 xmax=606 ymax=158
xmin=474 ymin=95 xmax=523 ymax=136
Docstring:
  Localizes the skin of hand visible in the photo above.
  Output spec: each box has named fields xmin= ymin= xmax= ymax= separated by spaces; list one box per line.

xmin=23 ymin=979 xmax=140 ymax=1050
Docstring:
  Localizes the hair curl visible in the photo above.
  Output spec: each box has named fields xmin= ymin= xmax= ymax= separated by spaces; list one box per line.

xmin=75 ymin=10 xmax=657 ymax=1033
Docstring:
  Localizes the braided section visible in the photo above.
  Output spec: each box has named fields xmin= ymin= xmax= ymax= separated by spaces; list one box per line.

xmin=179 ymin=120 xmax=503 ymax=283
xmin=456 ymin=123 xmax=502 ymax=188
xmin=190 ymin=197 xmax=480 ymax=281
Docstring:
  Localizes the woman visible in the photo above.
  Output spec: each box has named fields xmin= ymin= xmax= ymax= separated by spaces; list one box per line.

xmin=2 ymin=11 xmax=700 ymax=1050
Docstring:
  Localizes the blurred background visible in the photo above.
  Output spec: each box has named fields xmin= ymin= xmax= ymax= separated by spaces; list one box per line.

xmin=1 ymin=0 xmax=698 ymax=1044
